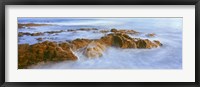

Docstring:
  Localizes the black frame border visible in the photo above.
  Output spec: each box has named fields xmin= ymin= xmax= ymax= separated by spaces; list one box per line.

xmin=0 ymin=0 xmax=200 ymax=87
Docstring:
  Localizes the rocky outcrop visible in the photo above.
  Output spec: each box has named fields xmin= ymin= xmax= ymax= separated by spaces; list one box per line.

xmin=98 ymin=33 xmax=137 ymax=48
xmin=67 ymin=29 xmax=77 ymax=32
xmin=99 ymin=30 xmax=109 ymax=33
xmin=136 ymin=39 xmax=158 ymax=49
xmin=146 ymin=33 xmax=156 ymax=37
xmin=83 ymin=41 xmax=106 ymax=58
xmin=78 ymin=28 xmax=98 ymax=31
xmin=18 ymin=41 xmax=78 ymax=69
xmin=18 ymin=32 xmax=44 ymax=37
xmin=18 ymin=44 xmax=30 ymax=68
xmin=44 ymin=30 xmax=65 ymax=34
xmin=97 ymin=33 xmax=161 ymax=49
xmin=111 ymin=28 xmax=118 ymax=32
xmin=70 ymin=38 xmax=92 ymax=50
xmin=31 ymin=32 xmax=44 ymax=36
xmin=18 ymin=28 xmax=163 ymax=68
xmin=18 ymin=30 xmax=66 ymax=37
xmin=110 ymin=29 xmax=139 ymax=35
xmin=18 ymin=23 xmax=51 ymax=29
xmin=80 ymin=32 xmax=162 ymax=58
xmin=111 ymin=33 xmax=137 ymax=48
xmin=153 ymin=40 xmax=162 ymax=46
xmin=67 ymin=28 xmax=98 ymax=33
xmin=98 ymin=34 xmax=113 ymax=46
xmin=36 ymin=38 xmax=43 ymax=41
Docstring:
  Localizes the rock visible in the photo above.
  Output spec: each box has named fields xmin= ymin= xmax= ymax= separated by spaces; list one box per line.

xmin=31 ymin=32 xmax=44 ymax=36
xmin=18 ymin=29 xmax=163 ymax=68
xmin=136 ymin=39 xmax=158 ymax=49
xmin=146 ymin=33 xmax=156 ymax=37
xmin=153 ymin=40 xmax=162 ymax=46
xmin=18 ymin=23 xmax=51 ymax=29
xmin=68 ymin=28 xmax=98 ymax=32
xmin=44 ymin=30 xmax=65 ymax=34
xmin=83 ymin=41 xmax=106 ymax=58
xmin=36 ymin=38 xmax=43 ymax=41
xmin=18 ymin=32 xmax=24 ymax=37
xmin=98 ymin=33 xmax=161 ymax=49
xmin=70 ymin=38 xmax=91 ymax=50
xmin=67 ymin=29 xmax=77 ymax=32
xmin=98 ymin=34 xmax=113 ymax=46
xmin=99 ymin=30 xmax=109 ymax=33
xmin=78 ymin=28 xmax=98 ymax=31
xmin=111 ymin=29 xmax=139 ymax=35
xmin=118 ymin=30 xmax=139 ymax=35
xmin=18 ymin=44 xmax=30 ymax=69
xmin=18 ymin=41 xmax=78 ymax=69
xmin=112 ymin=33 xmax=137 ymax=48
xmin=111 ymin=28 xmax=118 ymax=32
xmin=18 ymin=32 xmax=31 ymax=37
xmin=58 ymin=42 xmax=71 ymax=51
xmin=98 ymin=33 xmax=137 ymax=48
xmin=18 ymin=32 xmax=44 ymax=37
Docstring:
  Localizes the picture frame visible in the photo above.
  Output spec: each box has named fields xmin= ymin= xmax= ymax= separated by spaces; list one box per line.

xmin=0 ymin=0 xmax=199 ymax=87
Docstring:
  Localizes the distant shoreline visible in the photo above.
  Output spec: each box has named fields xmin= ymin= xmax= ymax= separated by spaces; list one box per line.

xmin=18 ymin=23 xmax=52 ymax=28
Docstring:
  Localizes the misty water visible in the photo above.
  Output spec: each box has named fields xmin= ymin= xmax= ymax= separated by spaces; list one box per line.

xmin=18 ymin=18 xmax=182 ymax=69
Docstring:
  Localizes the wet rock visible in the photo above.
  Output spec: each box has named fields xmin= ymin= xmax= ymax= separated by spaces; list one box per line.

xmin=98 ymin=33 xmax=137 ymax=48
xmin=70 ymin=38 xmax=91 ymax=50
xmin=98 ymin=34 xmax=113 ymax=46
xmin=67 ymin=29 xmax=77 ymax=32
xmin=111 ymin=33 xmax=137 ymax=48
xmin=19 ymin=30 xmax=64 ymax=36
xmin=67 ymin=28 xmax=98 ymax=32
xmin=78 ymin=28 xmax=98 ymax=31
xmin=83 ymin=41 xmax=106 ymax=58
xmin=36 ymin=38 xmax=43 ymax=41
xmin=99 ymin=30 xmax=109 ymax=33
xmin=18 ymin=32 xmax=44 ymax=37
xmin=111 ymin=28 xmax=118 ymax=32
xmin=136 ymin=39 xmax=159 ymax=49
xmin=18 ymin=41 xmax=78 ymax=69
xmin=146 ymin=33 xmax=156 ymax=37
xmin=111 ymin=29 xmax=139 ymax=35
xmin=18 ymin=32 xmax=24 ymax=37
xmin=99 ymin=33 xmax=161 ymax=49
xmin=18 ymin=23 xmax=51 ymax=29
xmin=18 ymin=44 xmax=30 ymax=69
xmin=153 ymin=40 xmax=162 ymax=46
xmin=18 ymin=28 xmax=163 ymax=68
xmin=58 ymin=42 xmax=71 ymax=51
xmin=31 ymin=32 xmax=44 ymax=36
xmin=44 ymin=30 xmax=65 ymax=34
xmin=18 ymin=32 xmax=31 ymax=37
